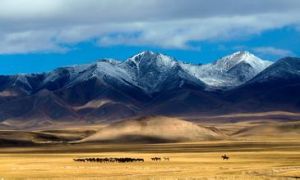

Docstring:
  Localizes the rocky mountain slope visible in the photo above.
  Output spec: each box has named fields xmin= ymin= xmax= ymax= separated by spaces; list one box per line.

xmin=0 ymin=51 xmax=299 ymax=126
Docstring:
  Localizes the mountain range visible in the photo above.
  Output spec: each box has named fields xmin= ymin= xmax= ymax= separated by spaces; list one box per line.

xmin=0 ymin=51 xmax=299 ymax=126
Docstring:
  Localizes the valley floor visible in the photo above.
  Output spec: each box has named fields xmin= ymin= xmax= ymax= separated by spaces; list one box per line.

xmin=0 ymin=118 xmax=300 ymax=179
xmin=0 ymin=140 xmax=300 ymax=179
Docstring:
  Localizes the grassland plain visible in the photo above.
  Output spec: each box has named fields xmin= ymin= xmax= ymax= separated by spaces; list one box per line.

xmin=0 ymin=119 xmax=299 ymax=179
xmin=0 ymin=140 xmax=300 ymax=179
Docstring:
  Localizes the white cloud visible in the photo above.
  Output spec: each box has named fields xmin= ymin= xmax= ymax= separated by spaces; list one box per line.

xmin=0 ymin=30 xmax=67 ymax=54
xmin=253 ymin=47 xmax=295 ymax=57
xmin=0 ymin=0 xmax=300 ymax=54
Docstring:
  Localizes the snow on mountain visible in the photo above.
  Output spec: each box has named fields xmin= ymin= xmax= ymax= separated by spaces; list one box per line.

xmin=11 ymin=75 xmax=33 ymax=94
xmin=62 ymin=61 xmax=136 ymax=89
xmin=181 ymin=51 xmax=273 ymax=87
xmin=246 ymin=57 xmax=300 ymax=83
xmin=94 ymin=60 xmax=135 ymax=85
xmin=130 ymin=51 xmax=177 ymax=67
xmin=214 ymin=51 xmax=272 ymax=72
xmin=30 ymin=51 xmax=273 ymax=94
xmin=120 ymin=51 xmax=180 ymax=93
xmin=122 ymin=51 xmax=177 ymax=74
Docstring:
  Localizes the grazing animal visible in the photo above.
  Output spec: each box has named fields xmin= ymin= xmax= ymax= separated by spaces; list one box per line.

xmin=221 ymin=154 xmax=230 ymax=160
xmin=137 ymin=158 xmax=144 ymax=162
xmin=163 ymin=157 xmax=170 ymax=161
xmin=73 ymin=157 xmax=144 ymax=163
xmin=73 ymin=158 xmax=85 ymax=162
xmin=151 ymin=157 xmax=161 ymax=161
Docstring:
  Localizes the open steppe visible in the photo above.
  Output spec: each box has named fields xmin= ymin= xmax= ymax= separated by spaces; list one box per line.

xmin=0 ymin=140 xmax=300 ymax=179
xmin=0 ymin=115 xmax=299 ymax=179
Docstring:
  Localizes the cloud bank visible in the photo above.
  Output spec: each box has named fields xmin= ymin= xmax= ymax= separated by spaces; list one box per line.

xmin=0 ymin=0 xmax=300 ymax=54
xmin=253 ymin=47 xmax=295 ymax=57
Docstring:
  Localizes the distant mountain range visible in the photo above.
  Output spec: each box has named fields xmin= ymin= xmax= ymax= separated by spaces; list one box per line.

xmin=0 ymin=51 xmax=299 ymax=125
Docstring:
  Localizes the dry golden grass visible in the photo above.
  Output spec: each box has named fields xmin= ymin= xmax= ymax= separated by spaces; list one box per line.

xmin=0 ymin=140 xmax=300 ymax=179
xmin=0 ymin=118 xmax=299 ymax=179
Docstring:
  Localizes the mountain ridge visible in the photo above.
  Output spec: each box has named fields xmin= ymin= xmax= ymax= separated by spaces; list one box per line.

xmin=0 ymin=50 xmax=272 ymax=91
xmin=0 ymin=51 xmax=299 ymax=126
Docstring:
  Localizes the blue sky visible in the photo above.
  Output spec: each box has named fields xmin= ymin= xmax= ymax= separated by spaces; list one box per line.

xmin=0 ymin=0 xmax=299 ymax=75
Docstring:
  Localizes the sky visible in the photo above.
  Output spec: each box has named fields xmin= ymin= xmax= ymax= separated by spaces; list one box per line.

xmin=0 ymin=0 xmax=300 ymax=75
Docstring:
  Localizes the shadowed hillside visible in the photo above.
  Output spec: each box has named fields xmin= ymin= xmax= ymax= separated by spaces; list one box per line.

xmin=80 ymin=116 xmax=225 ymax=143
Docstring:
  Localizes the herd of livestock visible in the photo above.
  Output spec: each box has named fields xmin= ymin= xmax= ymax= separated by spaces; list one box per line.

xmin=73 ymin=155 xmax=229 ymax=163
xmin=73 ymin=157 xmax=169 ymax=163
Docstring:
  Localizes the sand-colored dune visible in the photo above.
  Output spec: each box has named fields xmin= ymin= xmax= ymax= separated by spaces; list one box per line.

xmin=81 ymin=116 xmax=225 ymax=143
xmin=232 ymin=121 xmax=300 ymax=138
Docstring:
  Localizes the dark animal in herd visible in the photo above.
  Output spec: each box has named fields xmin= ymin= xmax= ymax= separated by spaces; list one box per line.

xmin=151 ymin=157 xmax=170 ymax=161
xmin=151 ymin=157 xmax=161 ymax=161
xmin=75 ymin=156 xmax=230 ymax=163
xmin=74 ymin=157 xmax=144 ymax=163
xmin=74 ymin=157 xmax=171 ymax=163
xmin=163 ymin=157 xmax=170 ymax=161
xmin=221 ymin=154 xmax=230 ymax=160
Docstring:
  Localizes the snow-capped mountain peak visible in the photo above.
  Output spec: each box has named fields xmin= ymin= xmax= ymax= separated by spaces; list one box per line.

xmin=130 ymin=50 xmax=155 ymax=59
xmin=247 ymin=57 xmax=300 ymax=83
xmin=181 ymin=51 xmax=273 ymax=88
xmin=121 ymin=51 xmax=181 ymax=93
xmin=31 ymin=51 xmax=275 ymax=94
xmin=213 ymin=51 xmax=272 ymax=72
xmin=127 ymin=51 xmax=176 ymax=68
xmin=97 ymin=58 xmax=120 ymax=65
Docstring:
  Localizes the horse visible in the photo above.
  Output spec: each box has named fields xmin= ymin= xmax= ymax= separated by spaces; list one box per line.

xmin=151 ymin=157 xmax=161 ymax=161
xmin=221 ymin=154 xmax=229 ymax=160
